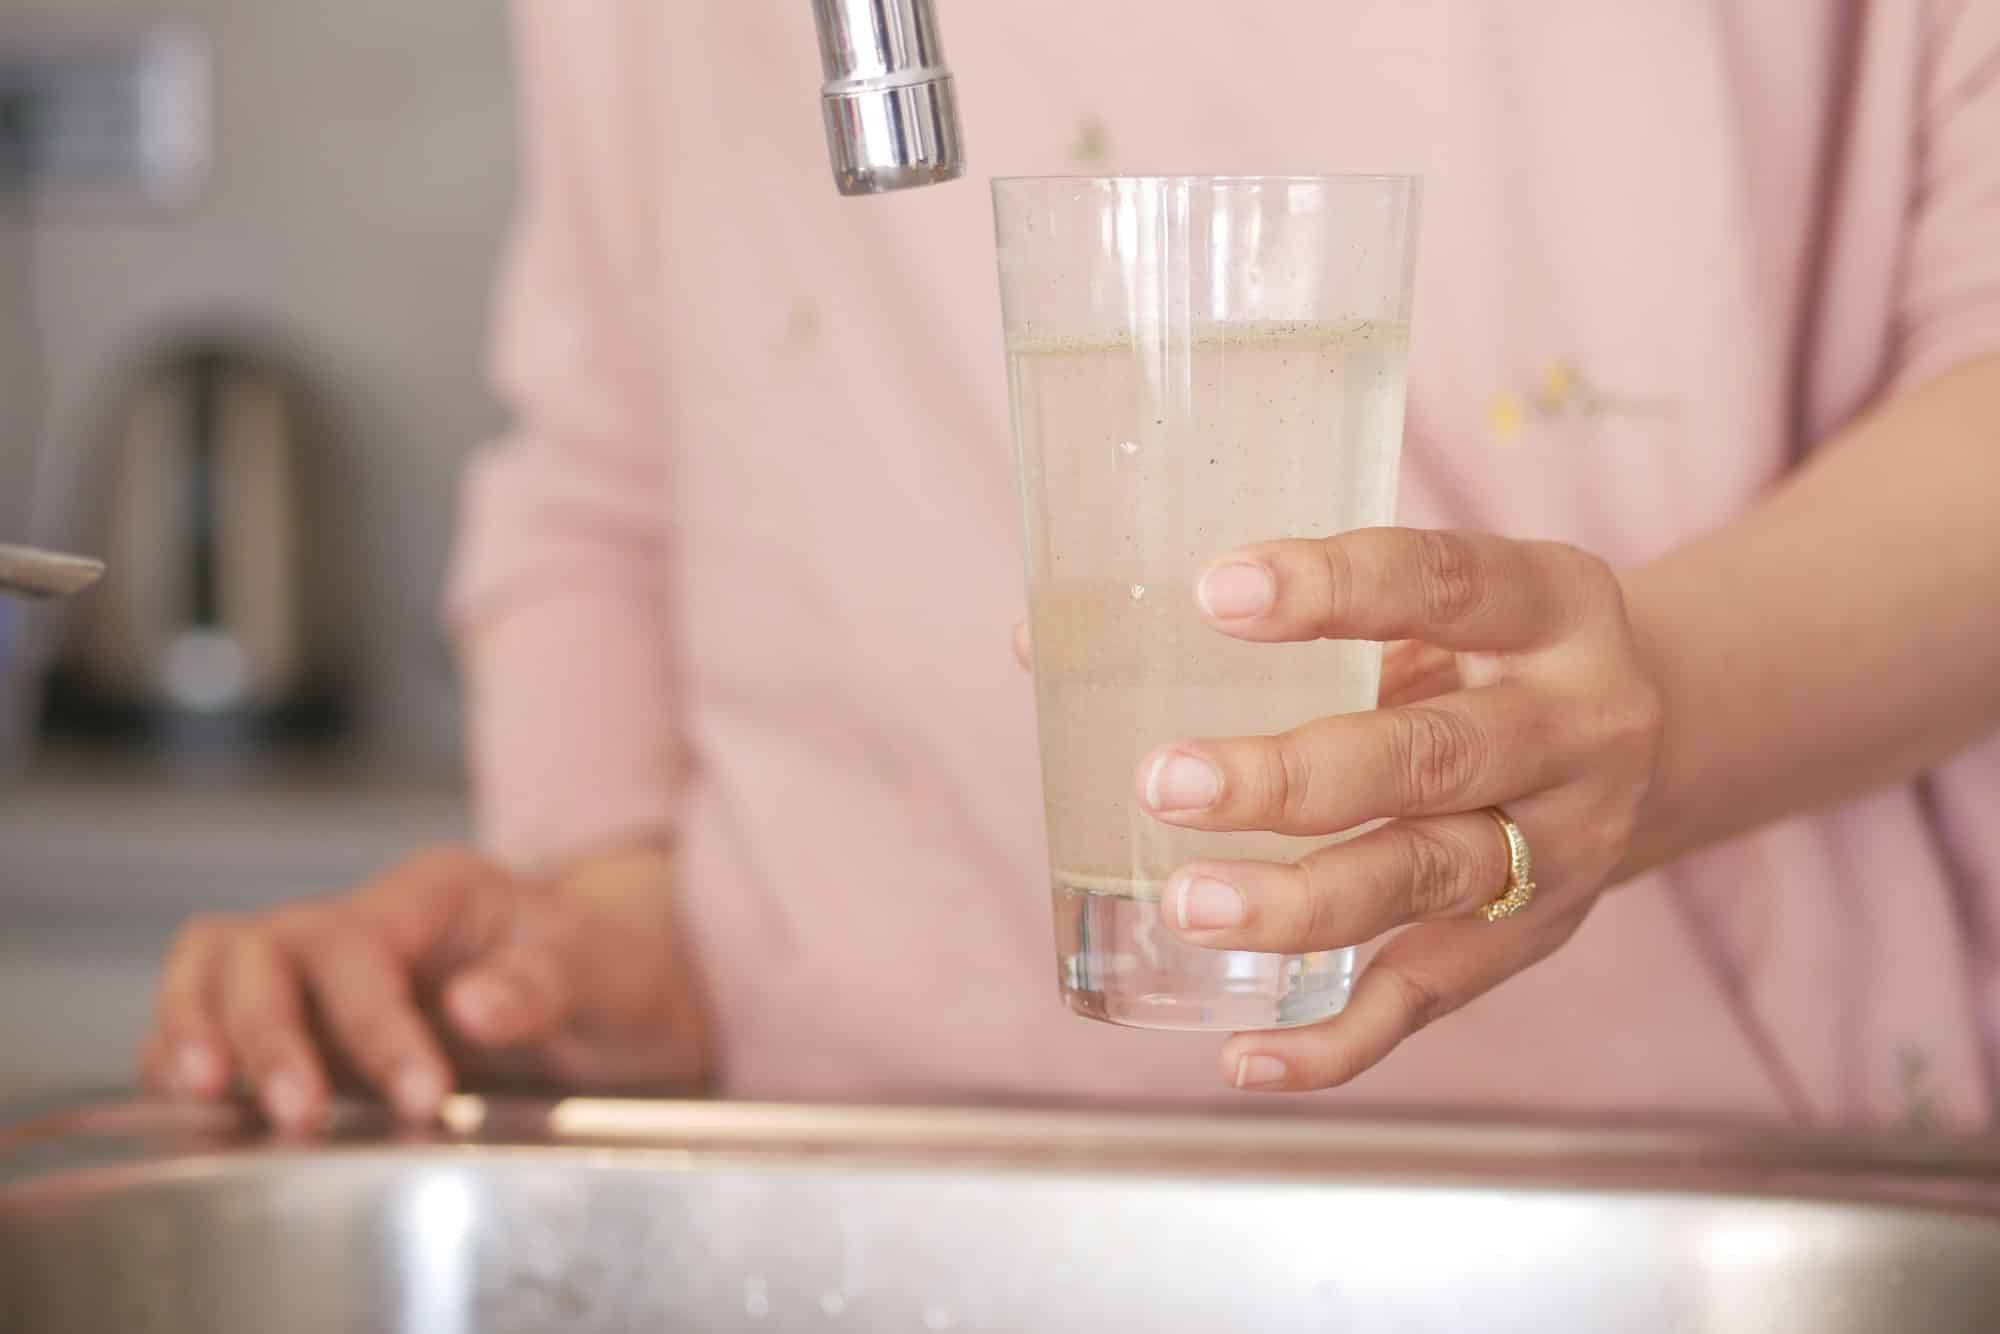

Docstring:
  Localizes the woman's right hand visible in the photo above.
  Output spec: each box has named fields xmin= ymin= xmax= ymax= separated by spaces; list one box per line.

xmin=139 ymin=843 xmax=713 ymax=1132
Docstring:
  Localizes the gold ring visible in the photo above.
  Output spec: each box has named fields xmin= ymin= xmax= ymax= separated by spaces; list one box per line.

xmin=1481 ymin=807 xmax=1536 ymax=922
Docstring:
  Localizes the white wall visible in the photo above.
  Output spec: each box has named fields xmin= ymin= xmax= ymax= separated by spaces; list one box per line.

xmin=9 ymin=0 xmax=517 ymax=765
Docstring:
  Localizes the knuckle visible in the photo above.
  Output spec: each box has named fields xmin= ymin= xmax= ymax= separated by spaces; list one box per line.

xmin=1574 ymin=817 xmax=1631 ymax=878
xmin=267 ymin=903 xmax=331 ymax=951
xmin=1393 ymin=706 xmax=1486 ymax=810
xmin=358 ymin=847 xmax=494 ymax=942
xmin=370 ymin=844 xmax=490 ymax=908
xmin=1546 ymin=541 xmax=1622 ymax=631
xmin=310 ymin=932 xmax=411 ymax=1009
xmin=1559 ymin=542 xmax=1619 ymax=599
xmin=176 ymin=912 xmax=239 ymax=950
xmin=1313 ymin=539 xmax=1360 ymax=632
xmin=225 ymin=927 xmax=283 ymax=972
xmin=403 ymin=845 xmax=489 ymax=887
xmin=1269 ymin=732 xmax=1321 ymax=828
xmin=292 ymin=928 xmax=359 ymax=991
xmin=153 ymin=985 xmax=202 ymax=1031
xmin=1567 ymin=779 xmax=1646 ymax=877
xmin=1381 ymin=965 xmax=1452 ymax=1034
xmin=310 ymin=916 xmax=367 ymax=959
xmin=1315 ymin=1030 xmax=1393 ymax=1088
xmin=1399 ymin=823 xmax=1481 ymax=919
xmin=502 ymin=939 xmax=570 ymax=1001
xmin=1416 ymin=531 xmax=1484 ymax=626
xmin=1290 ymin=863 xmax=1338 ymax=947
xmin=1607 ymin=676 xmax=1666 ymax=756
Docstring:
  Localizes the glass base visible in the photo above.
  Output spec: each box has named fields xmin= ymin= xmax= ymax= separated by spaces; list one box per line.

xmin=1055 ymin=883 xmax=1355 ymax=1031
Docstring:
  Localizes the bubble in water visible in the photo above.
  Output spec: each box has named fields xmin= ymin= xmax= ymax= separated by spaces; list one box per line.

xmin=1118 ymin=439 xmax=1139 ymax=456
xmin=743 ymin=1277 xmax=771 ymax=1318
xmin=1129 ymin=584 xmax=1147 ymax=601
xmin=923 ymin=1304 xmax=959 ymax=1331
xmin=820 ymin=1291 xmax=848 ymax=1317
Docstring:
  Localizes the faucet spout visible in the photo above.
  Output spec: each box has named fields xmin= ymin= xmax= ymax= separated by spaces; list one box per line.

xmin=812 ymin=0 xmax=965 ymax=195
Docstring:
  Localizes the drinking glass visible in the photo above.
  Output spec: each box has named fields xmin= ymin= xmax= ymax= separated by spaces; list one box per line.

xmin=994 ymin=174 xmax=1420 ymax=1030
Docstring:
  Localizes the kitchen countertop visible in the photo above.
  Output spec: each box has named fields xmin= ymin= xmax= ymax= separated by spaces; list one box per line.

xmin=0 ymin=747 xmax=468 ymax=922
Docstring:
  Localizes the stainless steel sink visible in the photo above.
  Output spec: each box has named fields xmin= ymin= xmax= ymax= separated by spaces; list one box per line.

xmin=6 ymin=1097 xmax=2000 ymax=1331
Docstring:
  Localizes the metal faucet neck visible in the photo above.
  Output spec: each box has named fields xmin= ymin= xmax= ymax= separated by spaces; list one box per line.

xmin=812 ymin=0 xmax=965 ymax=196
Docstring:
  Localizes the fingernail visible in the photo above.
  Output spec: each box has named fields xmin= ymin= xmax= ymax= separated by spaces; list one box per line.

xmin=1173 ymin=873 xmax=1246 ymax=930
xmin=395 ymin=1068 xmax=445 ymax=1119
xmin=1146 ymin=751 xmax=1222 ymax=812
xmin=1234 ymin=1054 xmax=1289 ymax=1090
xmin=264 ymin=1072 xmax=311 ymax=1128
xmin=172 ymin=1042 xmax=219 ymax=1094
xmin=1198 ymin=561 xmax=1276 ymax=620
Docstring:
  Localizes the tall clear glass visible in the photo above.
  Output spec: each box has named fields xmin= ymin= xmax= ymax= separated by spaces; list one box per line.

xmin=994 ymin=175 xmax=1420 ymax=1031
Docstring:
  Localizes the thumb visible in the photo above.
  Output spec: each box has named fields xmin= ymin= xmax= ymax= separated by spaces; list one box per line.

xmin=442 ymin=922 xmax=576 ymax=1048
xmin=353 ymin=848 xmax=573 ymax=1048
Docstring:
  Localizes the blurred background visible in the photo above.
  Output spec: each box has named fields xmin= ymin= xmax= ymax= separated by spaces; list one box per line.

xmin=1 ymin=2 xmax=513 ymax=1097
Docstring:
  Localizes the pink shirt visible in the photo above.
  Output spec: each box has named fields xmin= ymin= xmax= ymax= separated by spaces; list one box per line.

xmin=450 ymin=2 xmax=2000 ymax=1128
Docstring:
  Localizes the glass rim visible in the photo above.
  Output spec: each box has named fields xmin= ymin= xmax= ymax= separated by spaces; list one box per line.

xmin=990 ymin=172 xmax=1420 ymax=188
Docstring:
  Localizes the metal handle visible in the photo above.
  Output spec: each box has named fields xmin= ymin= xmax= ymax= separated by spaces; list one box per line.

xmin=0 ymin=543 xmax=104 ymax=600
xmin=812 ymin=0 xmax=964 ymax=195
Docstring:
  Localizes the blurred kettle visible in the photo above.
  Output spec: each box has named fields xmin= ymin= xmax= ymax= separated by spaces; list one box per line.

xmin=45 ymin=340 xmax=342 ymax=746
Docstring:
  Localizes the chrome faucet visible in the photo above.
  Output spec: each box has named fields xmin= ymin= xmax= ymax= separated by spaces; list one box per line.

xmin=812 ymin=0 xmax=965 ymax=195
xmin=0 ymin=544 xmax=103 ymax=601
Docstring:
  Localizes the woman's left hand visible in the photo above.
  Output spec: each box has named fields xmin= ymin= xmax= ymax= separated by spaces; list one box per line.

xmin=1136 ymin=527 xmax=1665 ymax=1092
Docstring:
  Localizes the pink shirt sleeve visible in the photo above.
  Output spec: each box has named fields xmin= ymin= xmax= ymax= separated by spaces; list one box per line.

xmin=444 ymin=2 xmax=681 ymax=873
xmin=1892 ymin=1 xmax=2000 ymax=393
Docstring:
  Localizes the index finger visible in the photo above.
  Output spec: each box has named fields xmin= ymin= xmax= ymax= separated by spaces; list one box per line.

xmin=1220 ymin=903 xmax=1579 ymax=1092
xmin=142 ymin=916 xmax=233 ymax=1098
xmin=351 ymin=847 xmax=513 ymax=970
xmin=218 ymin=935 xmax=328 ymax=1131
xmin=1196 ymin=528 xmax=1606 ymax=652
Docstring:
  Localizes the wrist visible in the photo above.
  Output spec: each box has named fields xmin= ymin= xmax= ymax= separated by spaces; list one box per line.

xmin=1612 ymin=566 xmax=1699 ymax=882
